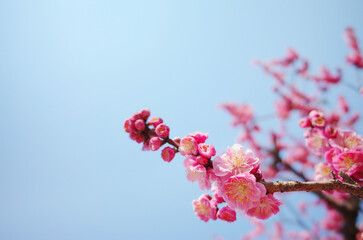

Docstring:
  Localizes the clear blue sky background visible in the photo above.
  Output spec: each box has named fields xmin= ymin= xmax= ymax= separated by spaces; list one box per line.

xmin=0 ymin=1 xmax=362 ymax=240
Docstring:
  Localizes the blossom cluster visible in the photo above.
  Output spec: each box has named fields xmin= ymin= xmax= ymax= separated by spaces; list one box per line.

xmin=124 ymin=28 xmax=363 ymax=239
xmin=177 ymin=131 xmax=281 ymax=221
xmin=124 ymin=109 xmax=177 ymax=162
xmin=299 ymin=110 xmax=363 ymax=184
xmin=124 ymin=110 xmax=282 ymax=222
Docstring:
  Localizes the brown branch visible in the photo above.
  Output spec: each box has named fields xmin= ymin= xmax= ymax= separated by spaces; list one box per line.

xmin=262 ymin=180 xmax=363 ymax=200
xmin=165 ymin=137 xmax=180 ymax=149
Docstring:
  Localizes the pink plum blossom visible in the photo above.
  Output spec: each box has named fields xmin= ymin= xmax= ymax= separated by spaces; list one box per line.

xmin=314 ymin=162 xmax=333 ymax=181
xmin=161 ymin=146 xmax=176 ymax=162
xmin=247 ymin=194 xmax=282 ymax=220
xmin=184 ymin=157 xmax=211 ymax=190
xmin=323 ymin=126 xmax=338 ymax=138
xmin=198 ymin=144 xmax=216 ymax=158
xmin=329 ymin=130 xmax=363 ymax=151
xmin=311 ymin=116 xmax=326 ymax=128
xmin=155 ymin=123 xmax=170 ymax=138
xmin=213 ymin=144 xmax=259 ymax=178
xmin=305 ymin=128 xmax=330 ymax=156
xmin=179 ymin=136 xmax=198 ymax=156
xmin=217 ymin=206 xmax=237 ymax=222
xmin=192 ymin=194 xmax=217 ymax=222
xmin=325 ymin=147 xmax=342 ymax=165
xmin=332 ymin=151 xmax=363 ymax=176
xmin=220 ymin=172 xmax=265 ymax=211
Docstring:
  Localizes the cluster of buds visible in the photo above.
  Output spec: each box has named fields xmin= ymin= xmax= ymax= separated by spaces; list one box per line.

xmin=124 ymin=109 xmax=177 ymax=162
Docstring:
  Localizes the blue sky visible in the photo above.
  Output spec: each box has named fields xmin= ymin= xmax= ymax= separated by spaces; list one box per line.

xmin=0 ymin=1 xmax=362 ymax=239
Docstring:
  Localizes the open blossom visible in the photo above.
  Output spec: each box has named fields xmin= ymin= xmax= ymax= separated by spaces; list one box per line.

xmin=179 ymin=136 xmax=198 ymax=156
xmin=329 ymin=130 xmax=363 ymax=151
xmin=192 ymin=194 xmax=217 ymax=222
xmin=325 ymin=147 xmax=342 ymax=166
xmin=220 ymin=172 xmax=265 ymax=211
xmin=332 ymin=151 xmax=363 ymax=176
xmin=213 ymin=144 xmax=259 ymax=178
xmin=314 ymin=162 xmax=333 ymax=181
xmin=305 ymin=129 xmax=330 ymax=156
xmin=247 ymin=194 xmax=282 ymax=220
xmin=184 ymin=157 xmax=211 ymax=190
xmin=217 ymin=205 xmax=237 ymax=222
xmin=323 ymin=126 xmax=338 ymax=138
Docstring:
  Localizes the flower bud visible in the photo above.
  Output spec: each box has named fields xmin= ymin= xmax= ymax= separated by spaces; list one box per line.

xmin=217 ymin=206 xmax=237 ymax=222
xmin=324 ymin=126 xmax=338 ymax=138
xmin=149 ymin=137 xmax=162 ymax=151
xmin=149 ymin=116 xmax=163 ymax=127
xmin=161 ymin=146 xmax=176 ymax=162
xmin=198 ymin=144 xmax=216 ymax=158
xmin=124 ymin=119 xmax=135 ymax=133
xmin=134 ymin=119 xmax=146 ymax=131
xmin=298 ymin=117 xmax=311 ymax=128
xmin=196 ymin=156 xmax=208 ymax=165
xmin=308 ymin=110 xmax=324 ymax=118
xmin=141 ymin=108 xmax=151 ymax=120
xmin=155 ymin=123 xmax=170 ymax=138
